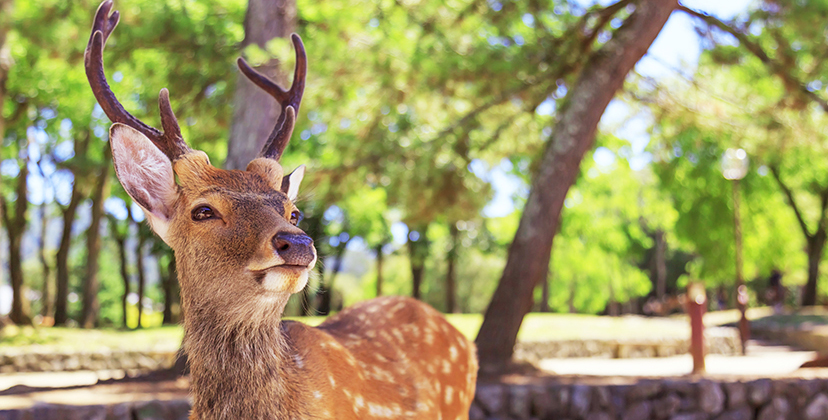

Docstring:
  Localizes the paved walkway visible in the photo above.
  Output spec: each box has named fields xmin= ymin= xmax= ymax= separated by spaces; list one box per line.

xmin=1 ymin=340 xmax=824 ymax=410
xmin=539 ymin=340 xmax=820 ymax=377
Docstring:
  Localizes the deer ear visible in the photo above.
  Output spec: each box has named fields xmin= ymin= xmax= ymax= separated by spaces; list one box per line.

xmin=280 ymin=165 xmax=305 ymax=201
xmin=110 ymin=123 xmax=178 ymax=243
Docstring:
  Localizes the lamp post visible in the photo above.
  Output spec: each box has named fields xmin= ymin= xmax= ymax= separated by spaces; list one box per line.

xmin=722 ymin=148 xmax=750 ymax=355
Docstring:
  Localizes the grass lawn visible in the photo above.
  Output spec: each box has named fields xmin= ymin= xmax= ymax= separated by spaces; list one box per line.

xmin=0 ymin=325 xmax=184 ymax=353
xmin=2 ymin=312 xmax=703 ymax=353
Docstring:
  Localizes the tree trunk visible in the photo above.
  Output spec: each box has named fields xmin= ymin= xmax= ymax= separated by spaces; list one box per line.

xmin=111 ymin=219 xmax=130 ymax=329
xmin=653 ymin=229 xmax=667 ymax=298
xmin=375 ymin=243 xmax=384 ymax=297
xmin=803 ymin=231 xmax=826 ymax=306
xmin=81 ymin=148 xmax=111 ymax=329
xmin=54 ymin=131 xmax=90 ymax=325
xmin=316 ymin=238 xmax=349 ymax=315
xmin=162 ymin=254 xmax=177 ymax=325
xmin=2 ymin=155 xmax=31 ymax=325
xmin=445 ymin=224 xmax=459 ymax=313
xmin=408 ymin=224 xmax=430 ymax=300
xmin=136 ymin=225 xmax=148 ymax=329
xmin=38 ymin=203 xmax=52 ymax=318
xmin=225 ymin=0 xmax=297 ymax=170
xmin=475 ymin=0 xmax=677 ymax=372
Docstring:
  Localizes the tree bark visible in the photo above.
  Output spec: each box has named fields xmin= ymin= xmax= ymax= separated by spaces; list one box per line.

xmin=1 ymin=155 xmax=31 ymax=325
xmin=109 ymin=214 xmax=130 ymax=329
xmin=54 ymin=131 xmax=91 ymax=325
xmin=316 ymin=237 xmax=349 ymax=315
xmin=475 ymin=0 xmax=678 ymax=372
xmin=162 ymin=253 xmax=177 ymax=325
xmin=225 ymin=0 xmax=297 ymax=170
xmin=804 ymin=231 xmax=826 ymax=306
xmin=135 ymin=224 xmax=148 ymax=329
xmin=407 ymin=226 xmax=430 ymax=300
xmin=81 ymin=147 xmax=111 ymax=328
xmin=375 ymin=243 xmax=384 ymax=297
xmin=769 ymin=166 xmax=827 ymax=306
xmin=38 ymin=203 xmax=52 ymax=318
xmin=445 ymin=224 xmax=459 ymax=313
xmin=653 ymin=229 xmax=667 ymax=298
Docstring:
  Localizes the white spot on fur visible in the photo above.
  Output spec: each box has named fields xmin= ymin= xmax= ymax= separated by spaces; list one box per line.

xmin=328 ymin=375 xmax=336 ymax=386
xmin=313 ymin=390 xmax=322 ymax=399
xmin=445 ymin=386 xmax=454 ymax=404
xmin=449 ymin=346 xmax=458 ymax=361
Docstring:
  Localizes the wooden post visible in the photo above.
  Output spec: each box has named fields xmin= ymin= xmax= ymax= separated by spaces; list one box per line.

xmin=687 ymin=283 xmax=706 ymax=375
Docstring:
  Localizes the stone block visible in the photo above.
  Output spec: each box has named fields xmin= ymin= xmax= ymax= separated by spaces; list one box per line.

xmin=469 ymin=403 xmax=486 ymax=420
xmin=805 ymin=393 xmax=828 ymax=420
xmin=622 ymin=401 xmax=651 ymax=420
xmin=509 ymin=385 xmax=531 ymax=419
xmin=476 ymin=384 xmax=506 ymax=415
xmin=628 ymin=381 xmax=662 ymax=401
xmin=585 ymin=412 xmax=612 ymax=420
xmin=571 ymin=385 xmax=592 ymax=419
xmin=652 ymin=393 xmax=681 ymax=419
xmin=723 ymin=382 xmax=746 ymax=409
xmin=699 ymin=381 xmax=725 ymax=415
xmin=713 ymin=407 xmax=752 ymax=420
xmin=748 ymin=379 xmax=772 ymax=406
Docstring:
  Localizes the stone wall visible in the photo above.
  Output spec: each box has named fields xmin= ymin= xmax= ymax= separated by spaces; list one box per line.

xmin=0 ymin=399 xmax=191 ymax=420
xmin=514 ymin=327 xmax=740 ymax=364
xmin=4 ymin=377 xmax=828 ymax=420
xmin=0 ymin=350 xmax=177 ymax=374
xmin=470 ymin=377 xmax=828 ymax=420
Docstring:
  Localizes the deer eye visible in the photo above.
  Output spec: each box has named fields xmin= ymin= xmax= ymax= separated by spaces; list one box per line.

xmin=192 ymin=206 xmax=217 ymax=221
xmin=290 ymin=210 xmax=303 ymax=226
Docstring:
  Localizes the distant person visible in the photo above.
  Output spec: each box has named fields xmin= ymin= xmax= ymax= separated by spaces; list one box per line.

xmin=716 ymin=286 xmax=728 ymax=311
xmin=766 ymin=269 xmax=785 ymax=314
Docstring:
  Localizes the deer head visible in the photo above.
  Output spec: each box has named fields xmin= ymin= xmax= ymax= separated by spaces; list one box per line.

xmin=85 ymin=1 xmax=314 ymax=316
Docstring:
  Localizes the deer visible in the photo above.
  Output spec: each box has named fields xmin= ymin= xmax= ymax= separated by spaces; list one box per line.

xmin=85 ymin=2 xmax=477 ymax=419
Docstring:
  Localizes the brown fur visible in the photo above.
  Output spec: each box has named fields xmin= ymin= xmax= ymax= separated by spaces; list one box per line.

xmin=110 ymin=135 xmax=477 ymax=419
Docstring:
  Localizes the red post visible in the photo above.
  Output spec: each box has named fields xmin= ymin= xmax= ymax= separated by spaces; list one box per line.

xmin=687 ymin=283 xmax=706 ymax=375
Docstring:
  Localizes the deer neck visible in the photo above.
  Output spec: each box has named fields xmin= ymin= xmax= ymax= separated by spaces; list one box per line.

xmin=180 ymin=267 xmax=309 ymax=419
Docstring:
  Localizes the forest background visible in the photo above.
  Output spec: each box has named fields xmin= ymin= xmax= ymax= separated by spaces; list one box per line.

xmin=2 ymin=0 xmax=828 ymax=370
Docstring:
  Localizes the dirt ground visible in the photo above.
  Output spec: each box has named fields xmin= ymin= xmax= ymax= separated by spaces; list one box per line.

xmin=1 ymin=340 xmax=827 ymax=411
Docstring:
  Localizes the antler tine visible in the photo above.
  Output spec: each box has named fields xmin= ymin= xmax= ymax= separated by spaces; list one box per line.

xmin=237 ymin=33 xmax=307 ymax=161
xmin=85 ymin=0 xmax=187 ymax=160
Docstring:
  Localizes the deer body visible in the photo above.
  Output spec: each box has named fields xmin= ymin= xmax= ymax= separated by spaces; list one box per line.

xmin=84 ymin=2 xmax=477 ymax=419
xmin=187 ymin=296 xmax=476 ymax=419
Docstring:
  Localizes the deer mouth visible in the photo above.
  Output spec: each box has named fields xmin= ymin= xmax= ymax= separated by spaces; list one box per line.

xmin=250 ymin=264 xmax=309 ymax=284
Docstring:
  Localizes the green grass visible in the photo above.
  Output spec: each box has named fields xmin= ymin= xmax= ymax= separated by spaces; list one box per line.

xmin=2 ymin=312 xmax=702 ymax=353
xmin=0 ymin=325 xmax=183 ymax=353
xmin=4 ymin=306 xmax=820 ymax=354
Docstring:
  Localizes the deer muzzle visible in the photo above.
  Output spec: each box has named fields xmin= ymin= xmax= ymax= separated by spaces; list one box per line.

xmin=272 ymin=232 xmax=315 ymax=268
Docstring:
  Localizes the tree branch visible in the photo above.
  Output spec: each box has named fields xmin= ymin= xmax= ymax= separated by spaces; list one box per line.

xmin=679 ymin=5 xmax=828 ymax=114
xmin=580 ymin=0 xmax=634 ymax=51
xmin=770 ymin=164 xmax=813 ymax=239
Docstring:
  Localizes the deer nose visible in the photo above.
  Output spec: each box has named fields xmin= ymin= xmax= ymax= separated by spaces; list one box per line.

xmin=272 ymin=232 xmax=315 ymax=267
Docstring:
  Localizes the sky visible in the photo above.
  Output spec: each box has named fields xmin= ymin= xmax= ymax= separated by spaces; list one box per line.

xmin=479 ymin=0 xmax=754 ymax=219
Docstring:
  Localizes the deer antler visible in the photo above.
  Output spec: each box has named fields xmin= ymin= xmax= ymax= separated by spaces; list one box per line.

xmin=237 ymin=34 xmax=307 ymax=161
xmin=84 ymin=0 xmax=190 ymax=160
